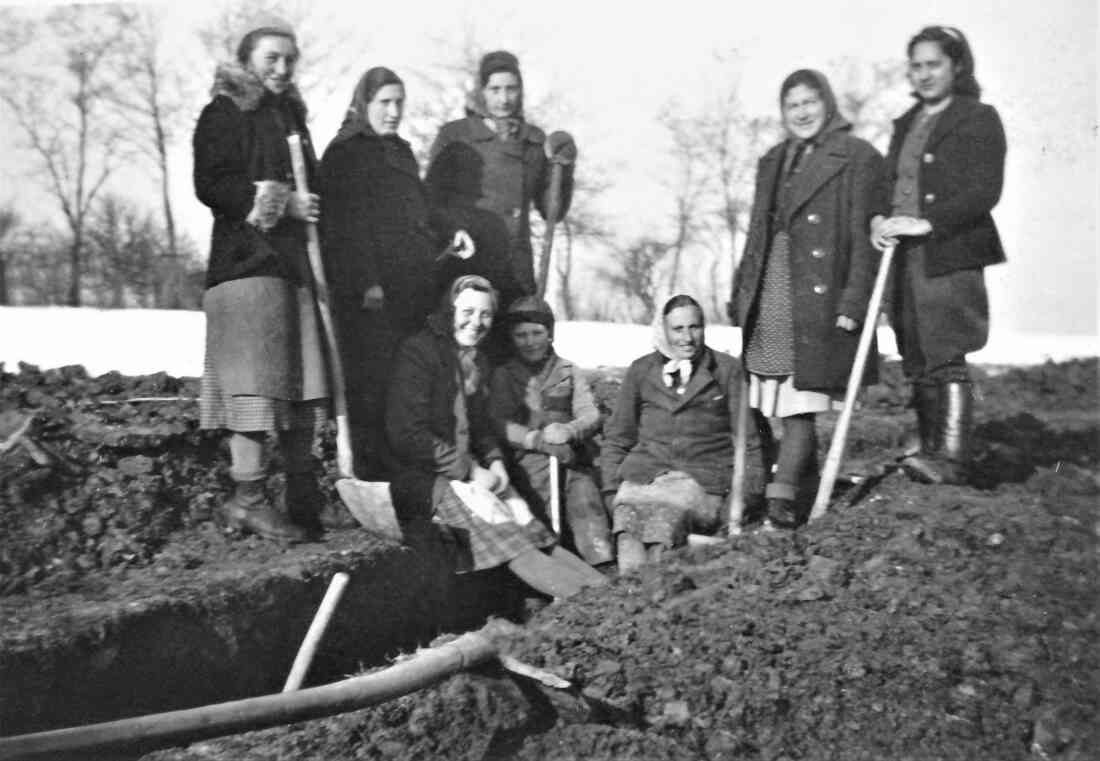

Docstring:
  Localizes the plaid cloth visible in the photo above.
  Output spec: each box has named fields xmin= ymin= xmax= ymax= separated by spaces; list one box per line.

xmin=200 ymin=349 xmax=329 ymax=431
xmin=432 ymin=481 xmax=556 ymax=573
xmin=612 ymin=471 xmax=724 ymax=548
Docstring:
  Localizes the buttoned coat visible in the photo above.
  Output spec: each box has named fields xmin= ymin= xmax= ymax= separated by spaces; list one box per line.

xmin=600 ymin=348 xmax=762 ymax=496
xmin=730 ymin=130 xmax=885 ymax=391
xmin=425 ymin=116 xmax=574 ymax=305
xmin=883 ymin=96 xmax=1006 ymax=277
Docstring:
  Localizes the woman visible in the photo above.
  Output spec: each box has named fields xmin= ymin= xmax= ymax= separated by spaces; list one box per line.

xmin=320 ymin=67 xmax=474 ymax=479
xmin=489 ymin=296 xmax=613 ymax=565
xmin=424 ymin=50 xmax=577 ymax=322
xmin=386 ymin=275 xmax=606 ymax=599
xmin=602 ymin=296 xmax=763 ymax=571
xmin=193 ymin=19 xmax=332 ymax=542
xmin=729 ymin=69 xmax=884 ymax=529
xmin=872 ymin=27 xmax=1006 ymax=485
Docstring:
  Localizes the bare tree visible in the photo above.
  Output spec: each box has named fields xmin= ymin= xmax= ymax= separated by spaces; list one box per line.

xmin=0 ymin=207 xmax=18 ymax=306
xmin=85 ymin=194 xmax=160 ymax=308
xmin=829 ymin=57 xmax=909 ymax=150
xmin=0 ymin=6 xmax=129 ymax=306
xmin=599 ymin=237 xmax=669 ymax=324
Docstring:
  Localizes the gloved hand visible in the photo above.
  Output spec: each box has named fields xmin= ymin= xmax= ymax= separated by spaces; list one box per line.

xmin=539 ymin=441 xmax=575 ymax=466
xmin=546 ymin=130 xmax=577 ymax=165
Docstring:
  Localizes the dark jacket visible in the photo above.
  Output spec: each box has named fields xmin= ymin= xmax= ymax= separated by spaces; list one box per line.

xmin=193 ymin=64 xmax=318 ymax=289
xmin=320 ymin=131 xmax=449 ymax=336
xmin=386 ymin=323 xmax=503 ymax=521
xmin=601 ymin=348 xmax=758 ymax=496
xmin=883 ymin=97 xmax=1006 ymax=277
xmin=731 ymin=129 xmax=884 ymax=391
xmin=425 ymin=116 xmax=574 ymax=303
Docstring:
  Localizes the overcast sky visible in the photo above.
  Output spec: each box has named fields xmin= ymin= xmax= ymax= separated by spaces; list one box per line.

xmin=3 ymin=0 xmax=1098 ymax=337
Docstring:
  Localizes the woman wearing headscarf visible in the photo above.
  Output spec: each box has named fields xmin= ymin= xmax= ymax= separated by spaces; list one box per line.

xmin=320 ymin=66 xmax=474 ymax=479
xmin=489 ymin=296 xmax=613 ymax=566
xmin=386 ymin=275 xmax=607 ymax=598
xmin=602 ymin=295 xmax=764 ymax=572
xmin=872 ymin=26 xmax=1006 ymax=486
xmin=193 ymin=18 xmax=333 ymax=542
xmin=424 ymin=51 xmax=577 ymax=325
xmin=729 ymin=69 xmax=885 ymax=529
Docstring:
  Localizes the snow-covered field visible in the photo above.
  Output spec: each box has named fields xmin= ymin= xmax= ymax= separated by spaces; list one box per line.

xmin=1 ymin=307 xmax=1096 ymax=378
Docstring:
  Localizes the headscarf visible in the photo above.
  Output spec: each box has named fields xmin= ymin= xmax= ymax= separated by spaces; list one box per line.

xmin=465 ymin=50 xmax=525 ymax=140
xmin=777 ymin=69 xmax=850 ymax=175
xmin=428 ymin=275 xmax=499 ymax=395
xmin=652 ymin=295 xmax=705 ymax=394
xmin=333 ymin=66 xmax=405 ymax=143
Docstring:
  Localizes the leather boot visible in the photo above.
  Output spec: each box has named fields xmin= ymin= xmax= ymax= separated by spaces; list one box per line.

xmin=764 ymin=482 xmax=799 ymax=529
xmin=223 ymin=479 xmax=310 ymax=543
xmin=901 ymin=384 xmax=946 ymax=483
xmin=937 ymin=381 xmax=973 ymax=485
xmin=286 ymin=472 xmax=357 ymax=534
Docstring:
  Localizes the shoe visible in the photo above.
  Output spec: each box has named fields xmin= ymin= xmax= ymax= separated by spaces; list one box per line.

xmin=223 ymin=480 xmax=310 ymax=543
xmin=284 ymin=472 xmax=324 ymax=536
xmin=765 ymin=497 xmax=800 ymax=529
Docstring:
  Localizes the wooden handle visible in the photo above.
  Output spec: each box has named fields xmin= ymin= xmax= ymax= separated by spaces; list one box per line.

xmin=283 ymin=572 xmax=350 ymax=692
xmin=287 ymin=134 xmax=355 ymax=479
xmin=535 ymin=162 xmax=564 ymax=300
xmin=809 ymin=245 xmax=895 ymax=521
xmin=727 ymin=376 xmax=750 ymax=536
xmin=548 ymin=454 xmax=562 ymax=535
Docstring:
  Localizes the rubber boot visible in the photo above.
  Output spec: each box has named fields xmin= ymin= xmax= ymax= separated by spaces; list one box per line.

xmin=284 ymin=472 xmax=324 ymax=539
xmin=901 ymin=384 xmax=946 ymax=483
xmin=223 ymin=479 xmax=310 ymax=543
xmin=937 ymin=381 xmax=973 ymax=485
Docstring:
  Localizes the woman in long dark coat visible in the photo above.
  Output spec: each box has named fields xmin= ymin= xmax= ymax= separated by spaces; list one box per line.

xmin=424 ymin=51 xmax=576 ymax=319
xmin=194 ymin=19 xmax=329 ymax=542
xmin=872 ymin=26 xmax=1006 ymax=485
xmin=730 ymin=69 xmax=884 ymax=528
xmin=386 ymin=275 xmax=607 ymax=599
xmin=320 ymin=67 xmax=473 ymax=479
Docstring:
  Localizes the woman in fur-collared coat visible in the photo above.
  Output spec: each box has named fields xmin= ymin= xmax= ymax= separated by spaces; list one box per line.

xmin=872 ymin=26 xmax=1007 ymax=486
xmin=193 ymin=19 xmax=339 ymax=542
xmin=730 ymin=69 xmax=885 ymax=529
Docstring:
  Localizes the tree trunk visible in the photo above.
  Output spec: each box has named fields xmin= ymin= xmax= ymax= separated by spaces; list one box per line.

xmin=67 ymin=234 xmax=82 ymax=307
xmin=556 ymin=221 xmax=575 ymax=320
xmin=0 ymin=254 xmax=8 ymax=306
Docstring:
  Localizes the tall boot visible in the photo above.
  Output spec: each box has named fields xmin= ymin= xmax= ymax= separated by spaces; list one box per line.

xmin=901 ymin=384 xmax=945 ymax=484
xmin=222 ymin=479 xmax=310 ymax=543
xmin=937 ymin=381 xmax=973 ymax=485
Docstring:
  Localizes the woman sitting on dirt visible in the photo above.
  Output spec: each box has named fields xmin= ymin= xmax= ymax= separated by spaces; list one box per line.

xmin=872 ymin=26 xmax=1007 ymax=486
xmin=489 ymin=296 xmax=614 ymax=566
xmin=319 ymin=66 xmax=475 ymax=480
xmin=193 ymin=17 xmax=347 ymax=543
xmin=385 ymin=275 xmax=607 ymax=599
xmin=729 ymin=69 xmax=885 ymax=529
xmin=601 ymin=295 xmax=765 ymax=572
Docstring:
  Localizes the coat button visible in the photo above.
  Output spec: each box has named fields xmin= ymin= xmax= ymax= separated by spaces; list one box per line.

xmin=924 ymin=192 xmax=936 ymax=203
xmin=813 ymin=284 xmax=827 ymax=295
xmin=807 ymin=213 xmax=821 ymax=224
xmin=923 ymin=152 xmax=934 ymax=163
xmin=811 ymin=248 xmax=825 ymax=259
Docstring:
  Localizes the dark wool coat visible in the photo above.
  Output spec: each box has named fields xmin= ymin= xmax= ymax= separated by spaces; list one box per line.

xmin=883 ymin=96 xmax=1006 ymax=277
xmin=385 ymin=323 xmax=503 ymax=522
xmin=425 ymin=116 xmax=574 ymax=306
xmin=731 ymin=129 xmax=885 ymax=392
xmin=193 ymin=64 xmax=318 ymax=289
xmin=601 ymin=348 xmax=762 ymax=496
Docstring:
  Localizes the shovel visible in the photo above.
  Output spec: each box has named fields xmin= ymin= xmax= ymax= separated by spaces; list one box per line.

xmin=287 ymin=133 xmax=402 ymax=542
xmin=548 ymin=454 xmax=562 ymax=535
xmin=535 ymin=161 xmax=564 ymax=300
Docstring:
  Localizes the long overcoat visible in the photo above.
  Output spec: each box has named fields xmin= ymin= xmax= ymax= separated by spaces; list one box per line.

xmin=425 ymin=116 xmax=574 ymax=306
xmin=730 ymin=129 xmax=884 ymax=392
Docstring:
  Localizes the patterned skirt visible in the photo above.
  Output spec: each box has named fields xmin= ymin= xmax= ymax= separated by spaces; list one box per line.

xmin=611 ymin=471 xmax=724 ymax=548
xmin=432 ymin=480 xmax=557 ymax=573
xmin=744 ymin=232 xmax=795 ymax=376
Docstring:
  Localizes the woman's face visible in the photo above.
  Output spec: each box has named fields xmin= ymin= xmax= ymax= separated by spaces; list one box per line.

xmin=367 ymin=83 xmax=404 ymax=135
xmin=510 ymin=322 xmax=551 ymax=364
xmin=482 ymin=71 xmax=522 ymax=119
xmin=452 ymin=288 xmax=495 ymax=347
xmin=782 ymin=83 xmax=827 ymax=141
xmin=908 ymin=40 xmax=958 ymax=104
xmin=247 ymin=35 xmax=298 ymax=95
xmin=663 ymin=306 xmax=705 ymax=361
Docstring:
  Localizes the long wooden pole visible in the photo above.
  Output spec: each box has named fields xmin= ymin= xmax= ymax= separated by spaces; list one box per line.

xmin=727 ymin=376 xmax=750 ymax=536
xmin=809 ymin=245 xmax=895 ymax=521
xmin=535 ymin=162 xmax=564 ymax=300
xmin=283 ymin=573 xmax=350 ymax=692
xmin=548 ymin=454 xmax=562 ymax=535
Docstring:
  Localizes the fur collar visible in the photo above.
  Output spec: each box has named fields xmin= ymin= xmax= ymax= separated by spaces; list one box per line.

xmin=210 ymin=62 xmax=306 ymax=115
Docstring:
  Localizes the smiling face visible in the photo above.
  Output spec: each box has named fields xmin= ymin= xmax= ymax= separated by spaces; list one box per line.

xmin=247 ymin=35 xmax=298 ymax=95
xmin=452 ymin=288 xmax=495 ymax=348
xmin=482 ymin=71 xmax=522 ymax=119
xmin=509 ymin=322 xmax=552 ymax=364
xmin=367 ymin=83 xmax=404 ymax=135
xmin=782 ymin=83 xmax=827 ymax=141
xmin=663 ymin=305 xmax=705 ymax=361
xmin=908 ymin=40 xmax=959 ymax=105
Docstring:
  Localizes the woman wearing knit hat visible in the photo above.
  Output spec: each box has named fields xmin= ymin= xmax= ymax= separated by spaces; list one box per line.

xmin=729 ymin=69 xmax=885 ymax=530
xmin=320 ymin=66 xmax=475 ymax=480
xmin=193 ymin=18 xmax=343 ymax=542
xmin=489 ymin=296 xmax=613 ymax=565
xmin=872 ymin=26 xmax=1006 ymax=486
xmin=425 ymin=50 xmax=578 ymax=352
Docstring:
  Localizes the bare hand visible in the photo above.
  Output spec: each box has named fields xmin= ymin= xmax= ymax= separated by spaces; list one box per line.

xmin=869 ymin=214 xmax=896 ymax=252
xmin=879 ymin=215 xmax=931 ymax=240
xmin=835 ymin=315 xmax=859 ymax=332
xmin=452 ymin=230 xmax=476 ymax=260
xmin=287 ymin=192 xmax=321 ymax=223
xmin=362 ymin=285 xmax=384 ymax=311
xmin=540 ymin=422 xmax=573 ymax=445
xmin=488 ymin=460 xmax=511 ymax=496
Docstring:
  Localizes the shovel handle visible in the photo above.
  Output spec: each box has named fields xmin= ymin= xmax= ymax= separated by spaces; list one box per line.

xmin=727 ymin=376 xmax=750 ymax=536
xmin=548 ymin=454 xmax=562 ymax=535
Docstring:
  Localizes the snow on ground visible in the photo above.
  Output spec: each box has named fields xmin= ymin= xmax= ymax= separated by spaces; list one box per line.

xmin=1 ymin=307 xmax=1097 ymax=378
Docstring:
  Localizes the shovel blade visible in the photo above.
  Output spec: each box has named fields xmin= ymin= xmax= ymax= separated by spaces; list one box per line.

xmin=335 ymin=478 xmax=403 ymax=542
